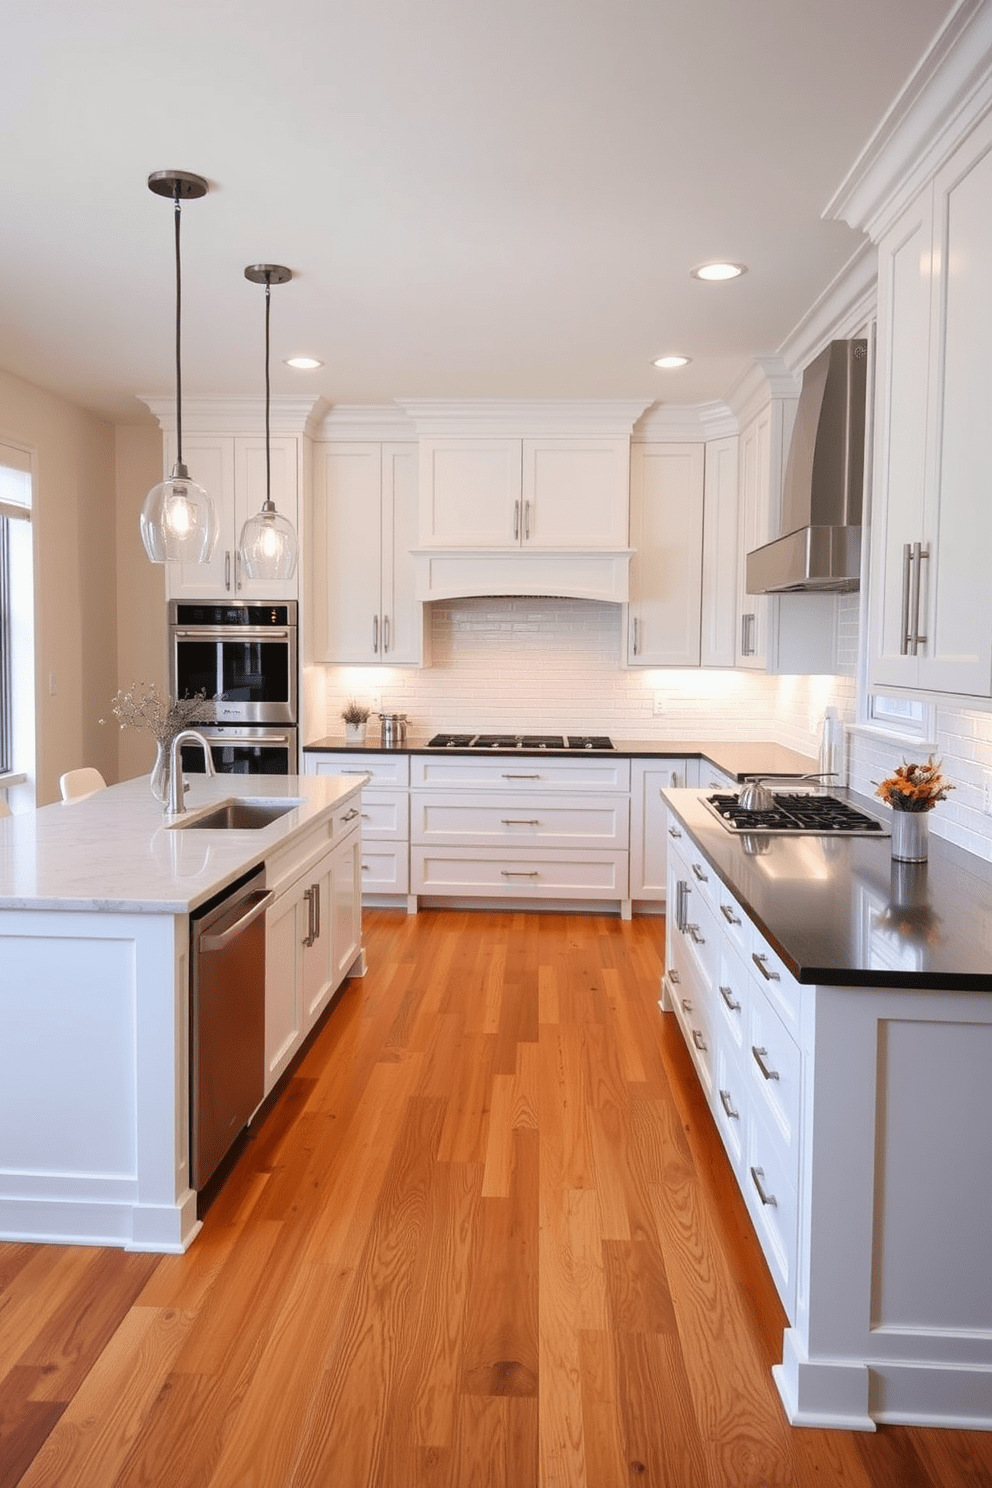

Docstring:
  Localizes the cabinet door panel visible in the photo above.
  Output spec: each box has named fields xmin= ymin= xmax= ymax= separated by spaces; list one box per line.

xmin=165 ymin=435 xmax=236 ymax=600
xmin=628 ymin=444 xmax=705 ymax=666
xmin=868 ymin=196 xmax=934 ymax=690
xmin=313 ymin=444 xmax=383 ymax=664
xmin=630 ymin=762 xmax=687 ymax=899
xmin=419 ymin=439 xmax=520 ymax=546
xmin=922 ymin=128 xmax=992 ymax=695
xmin=701 ymin=437 xmax=739 ymax=667
xmin=264 ymin=886 xmax=304 ymax=1093
xmin=522 ymin=438 xmax=629 ymax=548
xmin=381 ymin=443 xmax=421 ymax=663
xmin=233 ymin=436 xmax=299 ymax=600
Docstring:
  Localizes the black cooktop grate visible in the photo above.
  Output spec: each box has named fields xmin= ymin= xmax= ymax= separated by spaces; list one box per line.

xmin=425 ymin=732 xmax=614 ymax=751
xmin=706 ymin=792 xmax=887 ymax=834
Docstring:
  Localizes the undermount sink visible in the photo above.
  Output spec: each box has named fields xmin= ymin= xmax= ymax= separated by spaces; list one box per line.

xmin=169 ymin=798 xmax=305 ymax=831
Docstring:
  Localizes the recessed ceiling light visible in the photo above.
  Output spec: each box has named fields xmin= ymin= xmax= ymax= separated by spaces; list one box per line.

xmin=690 ymin=261 xmax=747 ymax=282
xmin=653 ymin=355 xmax=691 ymax=369
xmin=284 ymin=356 xmax=323 ymax=370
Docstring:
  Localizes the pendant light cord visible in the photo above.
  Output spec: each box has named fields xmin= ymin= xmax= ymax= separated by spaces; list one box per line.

xmin=173 ymin=189 xmax=184 ymax=469
xmin=264 ymin=278 xmax=272 ymax=503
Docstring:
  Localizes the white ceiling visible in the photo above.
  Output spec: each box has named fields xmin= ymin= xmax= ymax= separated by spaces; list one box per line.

xmin=0 ymin=1 xmax=959 ymax=424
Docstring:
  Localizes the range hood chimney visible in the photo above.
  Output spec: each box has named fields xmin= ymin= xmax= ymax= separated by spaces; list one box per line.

xmin=745 ymin=338 xmax=867 ymax=594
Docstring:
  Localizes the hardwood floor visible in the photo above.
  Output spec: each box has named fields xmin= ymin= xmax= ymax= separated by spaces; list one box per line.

xmin=2 ymin=907 xmax=991 ymax=1487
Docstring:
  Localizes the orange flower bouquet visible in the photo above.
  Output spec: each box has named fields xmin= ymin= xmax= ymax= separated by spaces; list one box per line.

xmin=874 ymin=756 xmax=954 ymax=813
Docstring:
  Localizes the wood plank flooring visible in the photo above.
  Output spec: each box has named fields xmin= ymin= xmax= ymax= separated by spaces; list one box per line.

xmin=2 ymin=907 xmax=991 ymax=1487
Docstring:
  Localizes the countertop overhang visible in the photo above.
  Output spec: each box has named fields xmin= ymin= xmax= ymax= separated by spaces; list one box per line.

xmin=663 ymin=787 xmax=992 ymax=992
xmin=0 ymin=773 xmax=369 ymax=915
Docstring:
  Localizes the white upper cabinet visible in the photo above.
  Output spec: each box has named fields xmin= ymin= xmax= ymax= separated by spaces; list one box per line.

xmin=163 ymin=432 xmax=300 ymax=601
xmin=311 ymin=441 xmax=424 ymax=666
xmin=627 ymin=443 xmax=705 ymax=666
xmin=700 ymin=436 xmax=739 ymax=668
xmin=418 ymin=435 xmax=631 ymax=549
xmin=869 ymin=109 xmax=992 ymax=699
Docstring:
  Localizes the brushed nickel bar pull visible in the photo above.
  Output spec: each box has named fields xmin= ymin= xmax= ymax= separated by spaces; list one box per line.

xmin=691 ymin=862 xmax=708 ymax=882
xmin=719 ymin=1089 xmax=739 ymax=1120
xmin=900 ymin=541 xmax=913 ymax=655
xmin=719 ymin=984 xmax=741 ymax=1012
xmin=686 ymin=923 xmax=705 ymax=946
xmin=681 ymin=997 xmax=692 ymax=1013
xmin=502 ymin=772 xmax=540 ymax=780
xmin=750 ymin=1166 xmax=777 ymax=1207
xmin=383 ymin=614 xmax=391 ymax=653
xmin=908 ymin=540 xmax=922 ymax=656
xmin=524 ymin=500 xmax=531 ymax=540
xmin=668 ymin=824 xmax=682 ymax=839
xmin=692 ymin=1029 xmax=707 ymax=1051
xmin=720 ymin=903 xmax=741 ymax=925
xmin=341 ymin=807 xmax=360 ymax=823
xmin=668 ymin=968 xmax=681 ymax=985
xmin=312 ymin=881 xmax=320 ymax=940
xmin=632 ymin=616 xmax=639 ymax=655
xmin=225 ymin=551 xmax=232 ymax=592
xmin=913 ymin=542 xmax=929 ymax=651
xmin=501 ymin=869 xmax=540 ymax=878
xmin=752 ymin=952 xmax=780 ymax=981
xmin=302 ymin=885 xmax=314 ymax=947
xmin=513 ymin=499 xmax=520 ymax=541
xmin=372 ymin=614 xmax=379 ymax=654
xmin=501 ymin=818 xmax=540 ymax=825
xmin=752 ymin=1045 xmax=780 ymax=1081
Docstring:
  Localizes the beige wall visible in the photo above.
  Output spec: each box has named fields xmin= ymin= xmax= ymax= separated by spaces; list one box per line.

xmin=0 ymin=369 xmax=118 ymax=804
xmin=114 ymin=424 xmax=167 ymax=782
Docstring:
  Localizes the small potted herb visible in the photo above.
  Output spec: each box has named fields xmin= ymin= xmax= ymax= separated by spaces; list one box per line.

xmin=341 ymin=699 xmax=371 ymax=744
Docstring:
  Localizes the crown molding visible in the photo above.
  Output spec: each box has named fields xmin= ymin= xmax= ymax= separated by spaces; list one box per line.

xmin=139 ymin=394 xmax=325 ymax=437
xmin=825 ymin=0 xmax=992 ymax=240
xmin=313 ymin=404 xmax=418 ymax=441
xmin=723 ymin=355 xmax=799 ymax=428
xmin=778 ymin=242 xmax=878 ymax=377
xmin=396 ymin=399 xmax=652 ymax=438
xmin=632 ymin=400 xmax=737 ymax=442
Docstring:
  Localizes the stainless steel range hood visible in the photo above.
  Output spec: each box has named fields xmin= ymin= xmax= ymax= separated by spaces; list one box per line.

xmin=745 ymin=338 xmax=868 ymax=594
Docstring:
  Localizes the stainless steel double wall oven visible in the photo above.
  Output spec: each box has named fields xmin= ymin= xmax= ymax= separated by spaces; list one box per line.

xmin=168 ymin=600 xmax=298 ymax=775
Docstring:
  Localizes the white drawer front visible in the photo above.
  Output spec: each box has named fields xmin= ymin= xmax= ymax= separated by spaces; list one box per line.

xmin=360 ymin=847 xmax=409 ymax=894
xmin=411 ymin=846 xmax=628 ymax=899
xmin=748 ymin=932 xmax=801 ymax=1033
xmin=713 ymin=940 xmax=750 ymax=1056
xmin=744 ymin=1106 xmax=799 ymax=1319
xmin=747 ymin=993 xmax=802 ymax=1185
xmin=713 ymin=1039 xmax=746 ymax=1175
xmin=671 ymin=971 xmax=715 ymax=1101
xmin=307 ymin=753 xmax=410 ymax=788
xmin=410 ymin=755 xmax=631 ymax=791
xmin=410 ymin=792 xmax=628 ymax=850
xmin=358 ymin=790 xmax=409 ymax=841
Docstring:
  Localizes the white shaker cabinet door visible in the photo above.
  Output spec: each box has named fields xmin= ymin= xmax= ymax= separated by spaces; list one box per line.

xmin=627 ymin=444 xmax=705 ymax=666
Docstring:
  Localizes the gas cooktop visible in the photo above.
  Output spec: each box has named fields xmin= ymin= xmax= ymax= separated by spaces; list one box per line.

xmin=426 ymin=732 xmax=614 ymax=751
xmin=705 ymin=791 xmax=889 ymax=836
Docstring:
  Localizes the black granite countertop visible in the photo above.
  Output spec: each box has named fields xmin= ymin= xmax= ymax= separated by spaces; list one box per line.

xmin=303 ymin=735 xmax=818 ymax=781
xmin=663 ymin=787 xmax=992 ymax=992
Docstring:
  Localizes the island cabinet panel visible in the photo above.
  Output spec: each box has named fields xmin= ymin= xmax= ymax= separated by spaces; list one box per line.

xmin=662 ymin=799 xmax=992 ymax=1433
xmin=0 ymin=909 xmax=197 ymax=1252
xmin=264 ymin=801 xmax=364 ymax=1092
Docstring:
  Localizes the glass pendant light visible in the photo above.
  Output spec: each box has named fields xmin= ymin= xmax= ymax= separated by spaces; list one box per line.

xmin=140 ymin=170 xmax=219 ymax=565
xmin=238 ymin=264 xmax=298 ymax=581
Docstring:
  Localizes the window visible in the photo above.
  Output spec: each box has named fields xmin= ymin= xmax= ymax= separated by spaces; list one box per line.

xmin=0 ymin=446 xmax=34 ymax=785
xmin=865 ymin=691 xmax=935 ymax=744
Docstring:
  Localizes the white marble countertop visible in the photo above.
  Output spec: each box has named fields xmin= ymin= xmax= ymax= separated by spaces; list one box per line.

xmin=0 ymin=772 xmax=368 ymax=914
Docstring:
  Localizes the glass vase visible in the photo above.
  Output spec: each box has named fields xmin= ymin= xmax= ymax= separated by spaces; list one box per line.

xmin=890 ymin=809 xmax=929 ymax=863
xmin=150 ymin=738 xmax=171 ymax=805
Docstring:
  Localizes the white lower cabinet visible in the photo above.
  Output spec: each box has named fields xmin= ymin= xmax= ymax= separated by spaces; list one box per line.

xmin=629 ymin=758 xmax=690 ymax=904
xmin=263 ymin=799 xmax=364 ymax=1094
xmin=305 ymin=754 xmax=411 ymax=903
xmin=665 ymin=824 xmax=801 ymax=1318
xmin=409 ymin=754 xmax=630 ymax=911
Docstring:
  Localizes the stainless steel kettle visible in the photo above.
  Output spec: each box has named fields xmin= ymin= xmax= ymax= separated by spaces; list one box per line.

xmin=738 ymin=772 xmax=836 ymax=812
xmin=378 ymin=712 xmax=408 ymax=747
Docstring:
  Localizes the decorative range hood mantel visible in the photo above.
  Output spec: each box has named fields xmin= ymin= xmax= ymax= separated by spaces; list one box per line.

xmin=411 ymin=547 xmax=635 ymax=604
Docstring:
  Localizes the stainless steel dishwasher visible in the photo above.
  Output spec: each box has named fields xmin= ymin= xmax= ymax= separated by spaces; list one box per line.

xmin=190 ymin=866 xmax=272 ymax=1189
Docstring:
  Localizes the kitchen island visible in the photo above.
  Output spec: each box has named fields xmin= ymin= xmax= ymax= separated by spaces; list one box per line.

xmin=0 ymin=772 xmax=367 ymax=1253
xmin=662 ymin=787 xmax=992 ymax=1432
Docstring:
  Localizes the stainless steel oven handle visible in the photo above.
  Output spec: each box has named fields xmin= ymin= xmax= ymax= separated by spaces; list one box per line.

xmin=172 ymin=628 xmax=292 ymax=641
xmin=200 ymin=890 xmax=273 ymax=952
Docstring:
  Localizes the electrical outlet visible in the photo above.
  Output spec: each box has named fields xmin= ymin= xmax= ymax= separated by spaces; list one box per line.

xmin=653 ymin=691 xmax=664 ymax=716
xmin=983 ymin=770 xmax=992 ymax=816
xmin=369 ymin=691 xmax=381 ymax=713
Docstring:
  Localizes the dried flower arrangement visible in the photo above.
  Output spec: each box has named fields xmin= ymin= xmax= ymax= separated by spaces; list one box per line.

xmin=109 ymin=682 xmax=216 ymax=744
xmin=341 ymin=699 xmax=371 ymax=725
xmin=874 ymin=756 xmax=954 ymax=813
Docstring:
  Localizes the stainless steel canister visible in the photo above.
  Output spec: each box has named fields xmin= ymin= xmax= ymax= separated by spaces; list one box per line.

xmin=379 ymin=713 xmax=408 ymax=747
